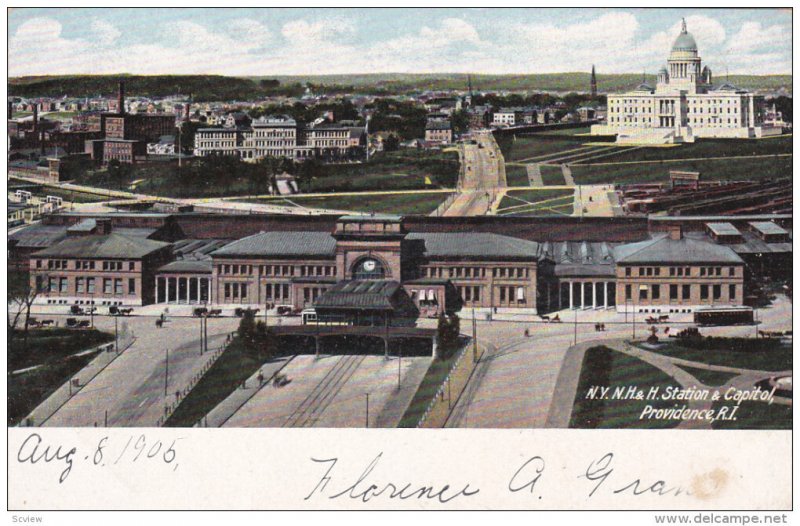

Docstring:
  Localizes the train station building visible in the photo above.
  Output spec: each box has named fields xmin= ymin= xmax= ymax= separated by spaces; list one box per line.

xmin=18 ymin=211 xmax=789 ymax=319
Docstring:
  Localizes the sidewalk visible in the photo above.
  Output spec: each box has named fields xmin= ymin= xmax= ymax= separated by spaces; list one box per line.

xmin=199 ymin=355 xmax=295 ymax=427
xmin=21 ymin=335 xmax=135 ymax=427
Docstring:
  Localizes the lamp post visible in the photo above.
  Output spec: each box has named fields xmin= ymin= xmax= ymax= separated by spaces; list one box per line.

xmin=114 ymin=314 xmax=118 ymax=353
xmin=365 ymin=393 xmax=369 ymax=428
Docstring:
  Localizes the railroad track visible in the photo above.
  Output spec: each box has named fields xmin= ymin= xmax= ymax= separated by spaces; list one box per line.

xmin=282 ymin=354 xmax=366 ymax=428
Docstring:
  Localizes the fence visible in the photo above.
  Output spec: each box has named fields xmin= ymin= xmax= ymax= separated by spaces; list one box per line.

xmin=155 ymin=331 xmax=235 ymax=427
xmin=429 ymin=193 xmax=457 ymax=217
xmin=417 ymin=340 xmax=486 ymax=428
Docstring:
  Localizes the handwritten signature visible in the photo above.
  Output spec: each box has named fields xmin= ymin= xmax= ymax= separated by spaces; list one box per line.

xmin=304 ymin=451 xmax=689 ymax=503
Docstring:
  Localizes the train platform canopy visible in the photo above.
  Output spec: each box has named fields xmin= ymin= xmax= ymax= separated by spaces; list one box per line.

xmin=314 ymin=280 xmax=402 ymax=311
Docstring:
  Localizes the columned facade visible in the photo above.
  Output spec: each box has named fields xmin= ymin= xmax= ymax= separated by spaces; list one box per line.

xmin=558 ymin=279 xmax=616 ymax=310
xmin=154 ymin=274 xmax=211 ymax=304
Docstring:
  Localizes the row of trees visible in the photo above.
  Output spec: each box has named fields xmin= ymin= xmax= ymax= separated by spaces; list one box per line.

xmin=237 ymin=309 xmax=278 ymax=362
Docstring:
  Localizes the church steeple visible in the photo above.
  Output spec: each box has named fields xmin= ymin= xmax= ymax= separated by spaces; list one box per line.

xmin=590 ymin=65 xmax=597 ymax=97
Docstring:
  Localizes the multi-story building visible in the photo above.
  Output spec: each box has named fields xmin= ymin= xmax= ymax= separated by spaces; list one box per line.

xmin=18 ymin=212 xmax=788 ymax=318
xmin=592 ymin=19 xmax=778 ymax=144
xmin=492 ymin=108 xmax=525 ymax=127
xmin=425 ymin=120 xmax=453 ymax=144
xmin=28 ymin=219 xmax=173 ymax=306
xmin=193 ymin=115 xmax=365 ymax=161
xmin=613 ymin=226 xmax=744 ymax=312
xmin=85 ymin=82 xmax=177 ymax=164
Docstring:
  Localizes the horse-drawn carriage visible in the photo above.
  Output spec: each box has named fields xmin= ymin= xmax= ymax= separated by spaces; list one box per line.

xmin=109 ymin=306 xmax=133 ymax=316
xmin=66 ymin=318 xmax=91 ymax=329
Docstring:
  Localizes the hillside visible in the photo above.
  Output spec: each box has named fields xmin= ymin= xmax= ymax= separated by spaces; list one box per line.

xmin=8 ymin=73 xmax=791 ymax=100
xmin=7 ymin=75 xmax=295 ymax=102
xmin=265 ymin=72 xmax=793 ymax=94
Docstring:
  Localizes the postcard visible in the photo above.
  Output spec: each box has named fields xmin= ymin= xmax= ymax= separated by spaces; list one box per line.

xmin=6 ymin=5 xmax=793 ymax=517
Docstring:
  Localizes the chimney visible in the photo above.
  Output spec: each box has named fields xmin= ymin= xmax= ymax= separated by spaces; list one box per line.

xmin=40 ymin=130 xmax=46 ymax=155
xmin=184 ymin=103 xmax=190 ymax=121
xmin=33 ymin=106 xmax=38 ymax=131
xmin=96 ymin=218 xmax=113 ymax=235
xmin=118 ymin=81 xmax=125 ymax=115
xmin=668 ymin=225 xmax=683 ymax=241
xmin=8 ymin=101 xmax=12 ymax=119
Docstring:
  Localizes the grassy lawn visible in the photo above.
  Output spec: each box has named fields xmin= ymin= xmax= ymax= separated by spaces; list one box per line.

xmin=569 ymin=346 xmax=681 ymax=429
xmin=34 ymin=187 xmax=111 ymax=203
xmin=498 ymin=189 xmax=574 ymax=216
xmin=9 ymin=328 xmax=114 ymax=372
xmin=576 ymin=136 xmax=792 ymax=164
xmin=8 ymin=327 xmax=114 ymax=426
xmin=642 ymin=338 xmax=791 ymax=372
xmin=711 ymin=400 xmax=792 ymax=430
xmin=254 ymin=192 xmax=450 ymax=215
xmin=570 ymin=156 xmax=792 ymax=185
xmin=397 ymin=346 xmax=463 ymax=428
xmin=674 ymin=365 xmax=739 ymax=387
xmin=541 ymin=164 xmax=566 ymax=185
xmin=63 ymin=149 xmax=459 ymax=198
xmin=505 ymin=164 xmax=530 ymax=186
xmin=505 ymin=136 xmax=593 ymax=162
xmin=165 ymin=336 xmax=264 ymax=427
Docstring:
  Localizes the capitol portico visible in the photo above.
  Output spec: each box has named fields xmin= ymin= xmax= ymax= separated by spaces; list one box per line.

xmin=591 ymin=19 xmax=781 ymax=144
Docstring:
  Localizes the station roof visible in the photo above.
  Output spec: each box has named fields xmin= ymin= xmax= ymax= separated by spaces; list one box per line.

xmin=211 ymin=231 xmax=336 ymax=258
xmin=156 ymin=260 xmax=212 ymax=274
xmin=408 ymin=232 xmax=542 ymax=260
xmin=33 ymin=233 xmax=170 ymax=259
xmin=749 ymin=221 xmax=788 ymax=236
xmin=314 ymin=280 xmax=400 ymax=311
xmin=706 ymin=222 xmax=742 ymax=236
xmin=613 ymin=233 xmax=744 ymax=264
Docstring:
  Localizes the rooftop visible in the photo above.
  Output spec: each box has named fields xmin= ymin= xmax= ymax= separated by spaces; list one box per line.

xmin=33 ymin=233 xmax=170 ymax=259
xmin=706 ymin=222 xmax=742 ymax=237
xmin=314 ymin=280 xmax=400 ymax=311
xmin=749 ymin=221 xmax=788 ymax=236
xmin=211 ymin=231 xmax=336 ymax=258
xmin=408 ymin=232 xmax=542 ymax=260
xmin=613 ymin=233 xmax=743 ymax=265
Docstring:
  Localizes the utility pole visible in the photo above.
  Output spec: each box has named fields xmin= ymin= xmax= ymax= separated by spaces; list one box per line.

xmin=365 ymin=393 xmax=369 ymax=428
xmin=164 ymin=349 xmax=169 ymax=397
xmin=573 ymin=307 xmax=578 ymax=346
xmin=471 ymin=308 xmax=478 ymax=362
xmin=204 ymin=313 xmax=208 ymax=354
xmin=397 ymin=343 xmax=402 ymax=389
xmin=199 ymin=313 xmax=204 ymax=355
xmin=114 ymin=314 xmax=119 ymax=353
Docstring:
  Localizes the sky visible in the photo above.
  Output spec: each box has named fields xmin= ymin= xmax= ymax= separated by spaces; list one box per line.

xmin=7 ymin=8 xmax=793 ymax=77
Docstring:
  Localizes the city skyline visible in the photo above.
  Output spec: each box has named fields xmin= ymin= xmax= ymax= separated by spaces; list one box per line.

xmin=8 ymin=8 xmax=792 ymax=77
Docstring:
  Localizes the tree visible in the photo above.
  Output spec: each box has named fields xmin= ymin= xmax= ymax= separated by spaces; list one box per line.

xmin=450 ymin=109 xmax=471 ymax=135
xmin=384 ymin=133 xmax=400 ymax=152
xmin=8 ymin=272 xmax=45 ymax=348
xmin=436 ymin=313 xmax=461 ymax=359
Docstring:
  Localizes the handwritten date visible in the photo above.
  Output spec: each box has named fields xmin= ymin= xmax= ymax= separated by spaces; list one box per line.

xmin=16 ymin=432 xmax=181 ymax=484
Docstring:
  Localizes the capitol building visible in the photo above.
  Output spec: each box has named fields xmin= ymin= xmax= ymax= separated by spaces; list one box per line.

xmin=591 ymin=19 xmax=780 ymax=144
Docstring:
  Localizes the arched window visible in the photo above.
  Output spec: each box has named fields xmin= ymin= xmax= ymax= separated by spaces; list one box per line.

xmin=352 ymin=258 xmax=385 ymax=280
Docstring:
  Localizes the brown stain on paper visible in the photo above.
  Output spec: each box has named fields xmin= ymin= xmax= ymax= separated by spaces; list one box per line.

xmin=690 ymin=468 xmax=730 ymax=500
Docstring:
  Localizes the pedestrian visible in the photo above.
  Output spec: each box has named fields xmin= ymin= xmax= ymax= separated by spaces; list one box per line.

xmin=524 ymin=328 xmax=529 ymax=337
xmin=257 ymin=369 xmax=264 ymax=386
xmin=601 ymin=323 xmax=606 ymax=331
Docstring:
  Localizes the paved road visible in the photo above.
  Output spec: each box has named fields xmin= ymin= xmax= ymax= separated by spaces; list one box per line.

xmin=447 ymin=296 xmax=792 ymax=428
xmin=42 ymin=314 xmax=239 ymax=427
xmin=223 ymin=354 xmax=430 ymax=428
